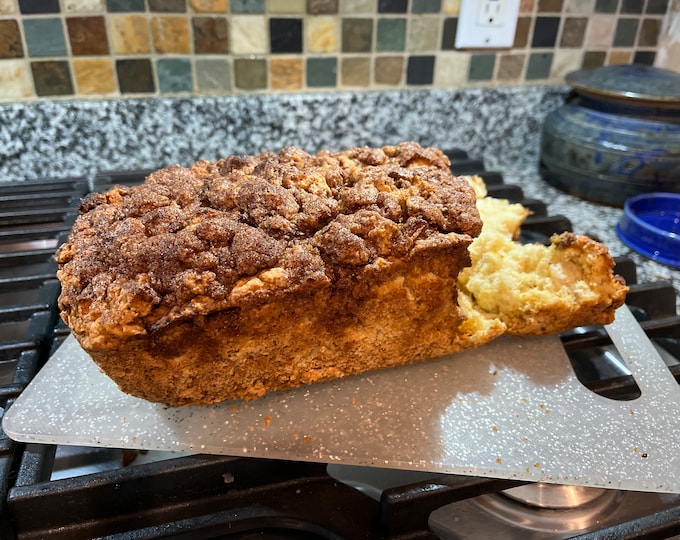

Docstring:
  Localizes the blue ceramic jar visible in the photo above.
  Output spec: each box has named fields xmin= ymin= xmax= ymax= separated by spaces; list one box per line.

xmin=540 ymin=65 xmax=680 ymax=207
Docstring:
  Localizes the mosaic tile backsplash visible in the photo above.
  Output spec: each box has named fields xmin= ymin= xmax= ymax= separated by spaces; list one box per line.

xmin=0 ymin=0 xmax=677 ymax=101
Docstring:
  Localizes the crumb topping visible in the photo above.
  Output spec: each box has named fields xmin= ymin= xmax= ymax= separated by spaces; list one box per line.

xmin=56 ymin=142 xmax=481 ymax=337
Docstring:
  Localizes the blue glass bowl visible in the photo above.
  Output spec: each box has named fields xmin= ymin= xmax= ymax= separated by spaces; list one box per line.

xmin=616 ymin=193 xmax=680 ymax=268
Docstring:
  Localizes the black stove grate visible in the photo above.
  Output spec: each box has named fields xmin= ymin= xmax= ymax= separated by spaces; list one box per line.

xmin=0 ymin=156 xmax=678 ymax=539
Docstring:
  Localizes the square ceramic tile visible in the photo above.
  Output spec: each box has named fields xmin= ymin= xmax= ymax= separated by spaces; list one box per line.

xmin=0 ymin=20 xmax=23 ymax=58
xmin=378 ymin=0 xmax=406 ymax=12
xmin=306 ymin=16 xmax=338 ymax=53
xmin=563 ymin=0 xmax=594 ymax=13
xmin=0 ymin=59 xmax=34 ymax=98
xmin=441 ymin=0 xmax=459 ymax=14
xmin=434 ymin=51 xmax=469 ymax=86
xmin=151 ymin=15 xmax=191 ymax=53
xmin=149 ymin=0 xmax=186 ymax=11
xmin=513 ymin=16 xmax=532 ymax=48
xmin=412 ymin=0 xmax=440 ymax=12
xmin=560 ymin=17 xmax=587 ymax=47
xmin=106 ymin=0 xmax=143 ymax=11
xmin=233 ymin=57 xmax=266 ymax=89
xmin=497 ymin=53 xmax=525 ymax=80
xmin=538 ymin=0 xmax=563 ymax=11
xmin=23 ymin=18 xmax=67 ymax=57
xmin=376 ymin=18 xmax=406 ymax=51
xmin=340 ymin=56 xmax=370 ymax=85
xmin=408 ymin=16 xmax=440 ymax=51
xmin=66 ymin=16 xmax=109 ymax=55
xmin=270 ymin=17 xmax=303 ymax=53
xmin=307 ymin=0 xmax=338 ymax=14
xmin=157 ymin=57 xmax=193 ymax=92
xmin=116 ymin=58 xmax=155 ymax=93
xmin=532 ymin=16 xmax=560 ymax=47
xmin=633 ymin=50 xmax=655 ymax=64
xmin=195 ymin=57 xmax=231 ymax=90
xmin=192 ymin=16 xmax=229 ymax=53
xmin=620 ymin=0 xmax=643 ymax=13
xmin=645 ymin=0 xmax=668 ymax=14
xmin=189 ymin=0 xmax=227 ymax=11
xmin=586 ymin=14 xmax=615 ymax=46
xmin=374 ymin=55 xmax=403 ymax=84
xmin=613 ymin=18 xmax=639 ymax=46
xmin=0 ymin=0 xmax=16 ymax=13
xmin=608 ymin=49 xmax=632 ymax=63
xmin=109 ymin=14 xmax=151 ymax=54
xmin=468 ymin=53 xmax=494 ymax=80
xmin=638 ymin=18 xmax=660 ymax=47
xmin=306 ymin=56 xmax=336 ymax=86
xmin=31 ymin=60 xmax=73 ymax=95
xmin=62 ymin=0 xmax=105 ymax=12
xmin=267 ymin=0 xmax=305 ymax=12
xmin=525 ymin=51 xmax=553 ymax=79
xmin=72 ymin=57 xmax=116 ymax=93
xmin=550 ymin=48 xmax=582 ymax=79
xmin=441 ymin=17 xmax=457 ymax=49
xmin=269 ymin=56 xmax=303 ymax=89
xmin=230 ymin=0 xmax=264 ymax=12
xmin=340 ymin=0 xmax=374 ymax=12
xmin=19 ymin=0 xmax=60 ymax=13
xmin=406 ymin=54 xmax=434 ymax=84
xmin=594 ymin=0 xmax=618 ymax=12
xmin=582 ymin=49 xmax=606 ymax=67
xmin=341 ymin=17 xmax=372 ymax=52
xmin=231 ymin=15 xmax=267 ymax=53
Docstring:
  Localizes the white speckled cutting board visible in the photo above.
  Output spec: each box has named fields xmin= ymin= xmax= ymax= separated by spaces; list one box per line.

xmin=4 ymin=306 xmax=680 ymax=493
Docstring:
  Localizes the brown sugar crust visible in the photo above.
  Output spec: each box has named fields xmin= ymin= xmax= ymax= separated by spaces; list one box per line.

xmin=56 ymin=143 xmax=482 ymax=406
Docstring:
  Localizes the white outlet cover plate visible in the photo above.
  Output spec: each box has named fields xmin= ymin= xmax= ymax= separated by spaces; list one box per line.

xmin=455 ymin=0 xmax=520 ymax=49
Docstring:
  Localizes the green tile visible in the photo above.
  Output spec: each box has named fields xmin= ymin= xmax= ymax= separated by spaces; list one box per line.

xmin=594 ymin=0 xmax=618 ymax=12
xmin=149 ymin=0 xmax=186 ymax=11
xmin=230 ymin=0 xmax=265 ymax=12
xmin=526 ymin=52 xmax=553 ymax=80
xmin=157 ymin=58 xmax=192 ymax=93
xmin=106 ymin=0 xmax=145 ymax=11
xmin=195 ymin=58 xmax=231 ymax=91
xmin=412 ymin=0 xmax=440 ymax=12
xmin=31 ymin=60 xmax=73 ymax=96
xmin=468 ymin=53 xmax=494 ymax=81
xmin=234 ymin=57 xmax=266 ymax=89
xmin=376 ymin=18 xmax=406 ymax=51
xmin=23 ymin=18 xmax=67 ymax=57
xmin=613 ymin=18 xmax=639 ymax=47
xmin=307 ymin=56 xmax=337 ymax=86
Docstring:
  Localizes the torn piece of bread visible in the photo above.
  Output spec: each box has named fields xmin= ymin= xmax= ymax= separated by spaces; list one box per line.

xmin=55 ymin=144 xmax=627 ymax=406
xmin=458 ymin=186 xmax=628 ymax=337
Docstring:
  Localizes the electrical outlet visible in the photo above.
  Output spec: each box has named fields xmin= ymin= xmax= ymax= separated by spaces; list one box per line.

xmin=455 ymin=0 xmax=520 ymax=49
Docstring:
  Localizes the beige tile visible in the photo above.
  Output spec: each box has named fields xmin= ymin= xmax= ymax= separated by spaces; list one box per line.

xmin=109 ymin=14 xmax=151 ymax=54
xmin=341 ymin=56 xmax=370 ymax=86
xmin=434 ymin=52 xmax=469 ymax=87
xmin=270 ymin=56 xmax=303 ymax=89
xmin=230 ymin=15 xmax=267 ymax=54
xmin=520 ymin=0 xmax=535 ymax=12
xmin=608 ymin=49 xmax=632 ymax=65
xmin=441 ymin=0 xmax=459 ymax=15
xmin=0 ymin=0 xmax=15 ymax=13
xmin=268 ymin=0 xmax=305 ymax=12
xmin=408 ymin=16 xmax=440 ymax=51
xmin=563 ymin=0 xmax=594 ymax=13
xmin=73 ymin=57 xmax=116 ymax=94
xmin=551 ymin=49 xmax=582 ymax=80
xmin=61 ymin=0 xmax=105 ymax=12
xmin=374 ymin=55 xmax=403 ymax=84
xmin=151 ymin=15 xmax=191 ymax=53
xmin=306 ymin=16 xmax=337 ymax=53
xmin=340 ymin=0 xmax=375 ymax=13
xmin=189 ymin=0 xmax=227 ymax=11
xmin=0 ymin=60 xmax=34 ymax=99
xmin=497 ymin=53 xmax=525 ymax=80
xmin=586 ymin=14 xmax=615 ymax=47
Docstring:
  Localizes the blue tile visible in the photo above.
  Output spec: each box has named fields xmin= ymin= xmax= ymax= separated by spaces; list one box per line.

xmin=106 ymin=0 xmax=145 ymax=11
xmin=157 ymin=58 xmax=193 ymax=93
xmin=230 ymin=0 xmax=265 ymax=12
xmin=23 ymin=18 xmax=67 ymax=57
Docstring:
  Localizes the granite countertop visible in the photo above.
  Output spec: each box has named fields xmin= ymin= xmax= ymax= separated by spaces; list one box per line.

xmin=0 ymin=86 xmax=677 ymax=305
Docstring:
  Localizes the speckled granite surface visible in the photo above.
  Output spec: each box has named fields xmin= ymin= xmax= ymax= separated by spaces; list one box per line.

xmin=0 ymin=86 xmax=677 ymax=301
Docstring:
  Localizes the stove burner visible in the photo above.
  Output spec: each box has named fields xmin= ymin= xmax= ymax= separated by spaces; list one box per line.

xmin=502 ymin=483 xmax=610 ymax=509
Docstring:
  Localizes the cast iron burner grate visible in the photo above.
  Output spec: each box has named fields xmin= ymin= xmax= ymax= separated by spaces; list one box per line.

xmin=0 ymin=154 xmax=678 ymax=539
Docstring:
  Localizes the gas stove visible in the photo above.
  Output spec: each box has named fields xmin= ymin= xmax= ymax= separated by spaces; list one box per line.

xmin=0 ymin=154 xmax=679 ymax=539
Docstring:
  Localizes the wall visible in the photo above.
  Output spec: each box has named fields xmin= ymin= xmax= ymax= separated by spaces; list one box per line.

xmin=0 ymin=0 xmax=677 ymax=101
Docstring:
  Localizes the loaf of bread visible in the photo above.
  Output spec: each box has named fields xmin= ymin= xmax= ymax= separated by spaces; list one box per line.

xmin=55 ymin=143 xmax=627 ymax=406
